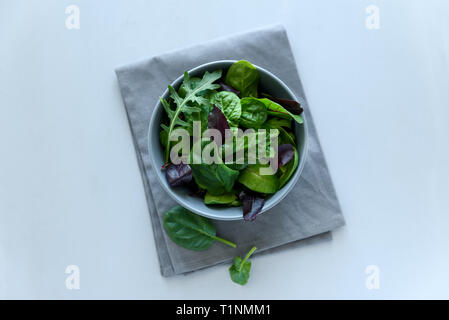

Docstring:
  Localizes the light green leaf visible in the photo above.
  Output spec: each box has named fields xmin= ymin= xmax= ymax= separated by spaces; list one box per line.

xmin=238 ymin=164 xmax=279 ymax=194
xmin=210 ymin=91 xmax=241 ymax=127
xmin=229 ymin=246 xmax=257 ymax=285
xmin=225 ymin=60 xmax=260 ymax=97
xmin=204 ymin=192 xmax=237 ymax=205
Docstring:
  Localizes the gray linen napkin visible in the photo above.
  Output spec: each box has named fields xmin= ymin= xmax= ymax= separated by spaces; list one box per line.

xmin=115 ymin=24 xmax=345 ymax=277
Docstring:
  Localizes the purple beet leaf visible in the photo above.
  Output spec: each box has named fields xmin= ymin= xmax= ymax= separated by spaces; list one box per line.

xmin=278 ymin=144 xmax=295 ymax=168
xmin=239 ymin=191 xmax=265 ymax=222
xmin=208 ymin=105 xmax=230 ymax=143
xmin=217 ymin=81 xmax=240 ymax=96
xmin=267 ymin=97 xmax=303 ymax=115
xmin=165 ymin=162 xmax=192 ymax=187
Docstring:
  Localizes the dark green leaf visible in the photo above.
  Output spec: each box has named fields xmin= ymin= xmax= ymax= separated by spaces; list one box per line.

xmin=226 ymin=163 xmax=248 ymax=171
xmin=191 ymin=163 xmax=239 ymax=195
xmin=262 ymin=122 xmax=295 ymax=145
xmin=239 ymin=97 xmax=267 ymax=128
xmin=266 ymin=118 xmax=292 ymax=129
xmin=163 ymin=206 xmax=236 ymax=250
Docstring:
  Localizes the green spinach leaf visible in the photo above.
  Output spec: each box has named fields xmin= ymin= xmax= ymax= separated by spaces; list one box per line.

xmin=239 ymin=97 xmax=267 ymax=128
xmin=229 ymin=246 xmax=257 ymax=285
xmin=163 ymin=206 xmax=236 ymax=250
xmin=266 ymin=117 xmax=292 ymax=129
xmin=258 ymin=98 xmax=303 ymax=124
xmin=238 ymin=164 xmax=279 ymax=194
xmin=225 ymin=60 xmax=260 ymax=97
xmin=262 ymin=122 xmax=295 ymax=145
xmin=191 ymin=163 xmax=239 ymax=195
xmin=204 ymin=191 xmax=237 ymax=205
xmin=210 ymin=91 xmax=241 ymax=127
xmin=226 ymin=163 xmax=248 ymax=171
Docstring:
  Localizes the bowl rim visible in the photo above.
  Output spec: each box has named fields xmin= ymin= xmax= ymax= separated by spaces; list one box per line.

xmin=148 ymin=60 xmax=309 ymax=220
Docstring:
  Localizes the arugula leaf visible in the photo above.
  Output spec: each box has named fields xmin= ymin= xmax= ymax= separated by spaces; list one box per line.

xmin=163 ymin=70 xmax=222 ymax=162
xmin=178 ymin=76 xmax=215 ymax=133
xmin=178 ymin=77 xmax=201 ymax=98
xmin=229 ymin=246 xmax=257 ymax=285
xmin=183 ymin=101 xmax=212 ymax=134
xmin=163 ymin=206 xmax=236 ymax=250
xmin=160 ymin=98 xmax=191 ymax=129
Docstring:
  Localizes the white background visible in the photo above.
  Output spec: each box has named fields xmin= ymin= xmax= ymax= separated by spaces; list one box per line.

xmin=1 ymin=0 xmax=448 ymax=299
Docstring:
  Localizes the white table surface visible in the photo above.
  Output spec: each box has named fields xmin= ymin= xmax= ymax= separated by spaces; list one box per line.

xmin=1 ymin=0 xmax=448 ymax=299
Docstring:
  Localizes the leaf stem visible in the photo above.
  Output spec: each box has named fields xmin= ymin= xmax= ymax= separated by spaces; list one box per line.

xmin=241 ymin=246 xmax=257 ymax=267
xmin=211 ymin=235 xmax=237 ymax=248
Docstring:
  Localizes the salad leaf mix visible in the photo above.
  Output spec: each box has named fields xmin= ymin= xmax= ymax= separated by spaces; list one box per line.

xmin=159 ymin=60 xmax=303 ymax=221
